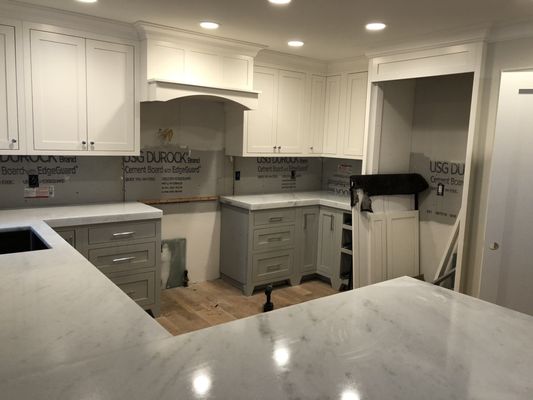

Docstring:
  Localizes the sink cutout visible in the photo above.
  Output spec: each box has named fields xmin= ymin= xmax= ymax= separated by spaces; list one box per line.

xmin=0 ymin=228 xmax=50 ymax=255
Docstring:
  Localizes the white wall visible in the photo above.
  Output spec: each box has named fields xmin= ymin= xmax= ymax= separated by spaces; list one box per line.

xmin=410 ymin=74 xmax=472 ymax=281
xmin=141 ymin=98 xmax=228 ymax=284
xmin=464 ymin=36 xmax=533 ymax=297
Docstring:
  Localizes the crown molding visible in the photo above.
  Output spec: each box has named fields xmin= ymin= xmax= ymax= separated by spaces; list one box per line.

xmin=254 ymin=49 xmax=328 ymax=74
xmin=135 ymin=21 xmax=267 ymax=58
xmin=0 ymin=0 xmax=137 ymax=39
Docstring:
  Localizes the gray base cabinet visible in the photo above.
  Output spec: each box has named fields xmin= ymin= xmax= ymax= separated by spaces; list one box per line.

xmin=220 ymin=204 xmax=347 ymax=295
xmin=55 ymin=219 xmax=161 ymax=316
xmin=316 ymin=208 xmax=344 ymax=290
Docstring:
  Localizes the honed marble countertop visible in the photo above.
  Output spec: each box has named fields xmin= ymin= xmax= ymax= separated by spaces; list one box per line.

xmin=2 ymin=277 xmax=533 ymax=400
xmin=220 ymin=191 xmax=351 ymax=211
xmin=0 ymin=202 xmax=170 ymax=381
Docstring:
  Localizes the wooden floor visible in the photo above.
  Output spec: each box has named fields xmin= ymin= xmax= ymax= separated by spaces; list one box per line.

xmin=156 ymin=279 xmax=338 ymax=336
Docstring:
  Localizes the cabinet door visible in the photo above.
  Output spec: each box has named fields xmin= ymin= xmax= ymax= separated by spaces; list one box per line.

xmin=247 ymin=66 xmax=277 ymax=153
xmin=299 ymin=207 xmax=319 ymax=274
xmin=323 ymin=75 xmax=342 ymax=155
xmin=276 ymin=69 xmax=305 ymax=154
xmin=368 ymin=214 xmax=387 ymax=284
xmin=86 ymin=40 xmax=135 ymax=152
xmin=386 ymin=211 xmax=419 ymax=279
xmin=317 ymin=209 xmax=342 ymax=277
xmin=343 ymin=72 xmax=367 ymax=157
xmin=0 ymin=24 xmax=19 ymax=150
xmin=30 ymin=30 xmax=87 ymax=151
xmin=308 ymin=75 xmax=325 ymax=154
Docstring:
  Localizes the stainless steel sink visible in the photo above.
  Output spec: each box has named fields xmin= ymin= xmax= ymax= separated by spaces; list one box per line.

xmin=0 ymin=228 xmax=50 ymax=255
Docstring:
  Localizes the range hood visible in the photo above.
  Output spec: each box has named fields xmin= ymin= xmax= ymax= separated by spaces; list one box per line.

xmin=145 ymin=79 xmax=260 ymax=110
xmin=136 ymin=22 xmax=266 ymax=110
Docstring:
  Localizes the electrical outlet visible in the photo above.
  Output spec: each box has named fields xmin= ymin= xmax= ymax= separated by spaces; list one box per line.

xmin=235 ymin=171 xmax=241 ymax=181
xmin=28 ymin=174 xmax=39 ymax=188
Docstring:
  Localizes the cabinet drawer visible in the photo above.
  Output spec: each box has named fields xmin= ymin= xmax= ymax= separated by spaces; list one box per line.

xmin=252 ymin=250 xmax=293 ymax=282
xmin=253 ymin=209 xmax=296 ymax=227
xmin=88 ymin=242 xmax=155 ymax=274
xmin=88 ymin=221 xmax=156 ymax=245
xmin=111 ymin=271 xmax=155 ymax=307
xmin=253 ymin=225 xmax=295 ymax=252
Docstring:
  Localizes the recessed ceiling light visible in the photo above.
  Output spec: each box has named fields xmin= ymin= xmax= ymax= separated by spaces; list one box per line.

xmin=200 ymin=21 xmax=219 ymax=30
xmin=269 ymin=0 xmax=292 ymax=5
xmin=288 ymin=40 xmax=304 ymax=47
xmin=76 ymin=0 xmax=97 ymax=3
xmin=366 ymin=22 xmax=386 ymax=31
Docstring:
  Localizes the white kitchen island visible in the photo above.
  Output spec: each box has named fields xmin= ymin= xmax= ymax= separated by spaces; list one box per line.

xmin=1 ymin=269 xmax=532 ymax=399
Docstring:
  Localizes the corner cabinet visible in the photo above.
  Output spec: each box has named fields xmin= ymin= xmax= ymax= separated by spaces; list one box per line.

xmin=25 ymin=27 xmax=139 ymax=155
xmin=246 ymin=66 xmax=305 ymax=155
xmin=0 ymin=20 xmax=24 ymax=154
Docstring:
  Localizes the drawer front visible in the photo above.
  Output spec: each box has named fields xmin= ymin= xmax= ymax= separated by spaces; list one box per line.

xmin=252 ymin=250 xmax=293 ymax=283
xmin=88 ymin=242 xmax=155 ymax=274
xmin=112 ymin=271 xmax=155 ymax=307
xmin=88 ymin=221 xmax=156 ymax=246
xmin=253 ymin=225 xmax=295 ymax=252
xmin=253 ymin=209 xmax=296 ymax=227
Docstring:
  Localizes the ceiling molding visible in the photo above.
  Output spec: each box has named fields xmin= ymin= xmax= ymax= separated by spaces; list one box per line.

xmin=1 ymin=0 xmax=137 ymax=39
xmin=327 ymin=55 xmax=368 ymax=75
xmin=254 ymin=49 xmax=328 ymax=74
xmin=365 ymin=25 xmax=490 ymax=58
xmin=488 ymin=20 xmax=533 ymax=44
xmin=135 ymin=21 xmax=267 ymax=58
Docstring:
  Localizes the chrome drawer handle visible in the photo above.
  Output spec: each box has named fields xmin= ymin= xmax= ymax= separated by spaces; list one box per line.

xmin=266 ymin=263 xmax=282 ymax=272
xmin=112 ymin=256 xmax=136 ymax=263
xmin=267 ymin=237 xmax=282 ymax=242
xmin=269 ymin=217 xmax=283 ymax=222
xmin=126 ymin=290 xmax=136 ymax=297
xmin=112 ymin=231 xmax=135 ymax=238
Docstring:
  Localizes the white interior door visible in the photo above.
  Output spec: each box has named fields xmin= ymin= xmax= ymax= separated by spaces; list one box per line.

xmin=86 ymin=40 xmax=135 ymax=152
xmin=30 ymin=30 xmax=87 ymax=151
xmin=276 ymin=69 xmax=305 ymax=154
xmin=0 ymin=24 xmax=18 ymax=150
xmin=481 ymin=70 xmax=533 ymax=315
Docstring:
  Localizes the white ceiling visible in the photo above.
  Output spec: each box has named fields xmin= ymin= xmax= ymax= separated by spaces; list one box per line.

xmin=18 ymin=0 xmax=533 ymax=60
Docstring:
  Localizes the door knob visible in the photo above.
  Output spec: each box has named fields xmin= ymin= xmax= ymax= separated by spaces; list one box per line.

xmin=82 ymin=141 xmax=87 ymax=145
xmin=277 ymin=146 xmax=281 ymax=150
xmin=90 ymin=141 xmax=95 ymax=146
xmin=489 ymin=242 xmax=500 ymax=250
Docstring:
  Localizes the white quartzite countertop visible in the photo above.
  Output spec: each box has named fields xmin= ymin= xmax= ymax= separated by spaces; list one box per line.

xmin=2 ymin=275 xmax=533 ymax=399
xmin=219 ymin=191 xmax=351 ymax=211
xmin=1 ymin=203 xmax=533 ymax=399
xmin=0 ymin=202 xmax=171 ymax=381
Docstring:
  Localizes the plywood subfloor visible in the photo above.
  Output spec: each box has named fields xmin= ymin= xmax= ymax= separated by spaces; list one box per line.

xmin=156 ymin=279 xmax=337 ymax=336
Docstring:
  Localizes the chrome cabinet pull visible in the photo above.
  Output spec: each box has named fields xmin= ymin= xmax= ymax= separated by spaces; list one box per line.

xmin=11 ymin=138 xmax=17 ymax=144
xmin=112 ymin=231 xmax=135 ymax=238
xmin=267 ymin=237 xmax=282 ymax=242
xmin=269 ymin=217 xmax=283 ymax=222
xmin=112 ymin=256 xmax=136 ymax=263
xmin=126 ymin=290 xmax=136 ymax=297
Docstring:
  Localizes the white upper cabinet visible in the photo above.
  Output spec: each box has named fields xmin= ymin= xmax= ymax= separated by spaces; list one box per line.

xmin=0 ymin=24 xmax=20 ymax=152
xmin=323 ymin=75 xmax=342 ymax=155
xmin=308 ymin=75 xmax=326 ymax=154
xmin=86 ymin=40 xmax=135 ymax=152
xmin=30 ymin=30 xmax=87 ymax=151
xmin=26 ymin=27 xmax=138 ymax=155
xmin=247 ymin=66 xmax=277 ymax=153
xmin=246 ymin=66 xmax=304 ymax=155
xmin=343 ymin=72 xmax=368 ymax=157
xmin=276 ymin=69 xmax=305 ymax=154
